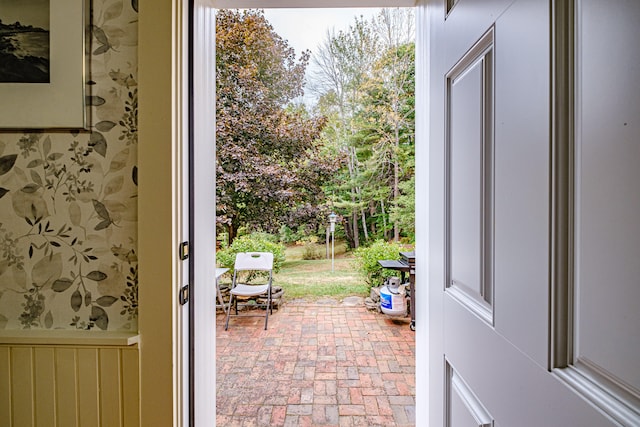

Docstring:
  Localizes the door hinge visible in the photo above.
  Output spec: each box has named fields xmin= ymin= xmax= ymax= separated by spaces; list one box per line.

xmin=179 ymin=241 xmax=190 ymax=260
xmin=179 ymin=284 xmax=190 ymax=305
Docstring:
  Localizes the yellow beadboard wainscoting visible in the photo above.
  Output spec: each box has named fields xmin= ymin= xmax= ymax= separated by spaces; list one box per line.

xmin=0 ymin=331 xmax=140 ymax=427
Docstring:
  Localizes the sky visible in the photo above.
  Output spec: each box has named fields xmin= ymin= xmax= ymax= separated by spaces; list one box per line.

xmin=0 ymin=0 xmax=50 ymax=29
xmin=263 ymin=8 xmax=382 ymax=105
xmin=264 ymin=8 xmax=381 ymax=58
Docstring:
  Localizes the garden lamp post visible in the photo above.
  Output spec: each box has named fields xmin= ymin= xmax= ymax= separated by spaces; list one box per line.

xmin=329 ymin=213 xmax=337 ymax=272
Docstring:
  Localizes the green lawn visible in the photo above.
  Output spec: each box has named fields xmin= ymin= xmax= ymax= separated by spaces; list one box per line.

xmin=272 ymin=243 xmax=369 ymax=301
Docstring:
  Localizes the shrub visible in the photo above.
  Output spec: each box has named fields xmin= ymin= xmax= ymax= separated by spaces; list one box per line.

xmin=279 ymin=225 xmax=301 ymax=244
xmin=294 ymin=235 xmax=323 ymax=260
xmin=302 ymin=244 xmax=323 ymax=260
xmin=353 ymin=240 xmax=402 ymax=287
xmin=216 ymin=233 xmax=286 ymax=273
xmin=247 ymin=231 xmax=279 ymax=243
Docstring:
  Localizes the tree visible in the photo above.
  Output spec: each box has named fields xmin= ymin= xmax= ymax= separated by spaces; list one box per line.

xmin=311 ymin=17 xmax=380 ymax=248
xmin=311 ymin=8 xmax=415 ymax=246
xmin=369 ymin=9 xmax=415 ymax=241
xmin=216 ymin=10 xmax=335 ymax=242
xmin=358 ymin=42 xmax=415 ymax=241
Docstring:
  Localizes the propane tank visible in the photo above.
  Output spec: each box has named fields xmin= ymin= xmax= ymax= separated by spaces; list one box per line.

xmin=380 ymin=277 xmax=407 ymax=316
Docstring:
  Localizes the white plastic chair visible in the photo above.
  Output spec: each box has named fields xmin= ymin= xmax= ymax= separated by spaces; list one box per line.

xmin=224 ymin=252 xmax=274 ymax=330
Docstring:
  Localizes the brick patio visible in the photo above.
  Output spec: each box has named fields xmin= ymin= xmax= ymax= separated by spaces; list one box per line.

xmin=216 ymin=301 xmax=416 ymax=426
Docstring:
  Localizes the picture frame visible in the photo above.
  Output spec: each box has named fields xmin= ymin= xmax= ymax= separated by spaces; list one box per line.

xmin=0 ymin=0 xmax=88 ymax=129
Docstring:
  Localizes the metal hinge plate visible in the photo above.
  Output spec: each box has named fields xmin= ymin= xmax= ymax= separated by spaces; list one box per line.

xmin=179 ymin=241 xmax=190 ymax=260
xmin=179 ymin=284 xmax=189 ymax=305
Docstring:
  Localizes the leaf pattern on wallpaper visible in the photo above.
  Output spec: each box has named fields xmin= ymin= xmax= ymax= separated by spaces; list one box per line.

xmin=51 ymin=266 xmax=116 ymax=330
xmin=89 ymin=131 xmax=108 ymax=157
xmin=96 ymin=120 xmax=117 ymax=132
xmin=103 ymin=1 xmax=124 ymax=22
xmin=86 ymin=95 xmax=107 ymax=106
xmin=92 ymin=199 xmax=114 ymax=230
xmin=17 ymin=254 xmax=62 ymax=328
xmin=68 ymin=202 xmax=82 ymax=226
xmin=121 ymin=262 xmax=138 ymax=320
xmin=0 ymin=0 xmax=138 ymax=331
xmin=110 ymin=70 xmax=137 ymax=88
xmin=91 ymin=25 xmax=114 ymax=56
xmin=91 ymin=1 xmax=137 ymax=56
xmin=0 ymin=154 xmax=17 ymax=175
xmin=110 ymin=148 xmax=129 ymax=172
xmin=120 ymin=89 xmax=138 ymax=145
xmin=104 ymin=175 xmax=124 ymax=196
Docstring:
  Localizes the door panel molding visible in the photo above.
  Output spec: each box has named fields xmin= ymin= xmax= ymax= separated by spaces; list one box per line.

xmin=445 ymin=28 xmax=495 ymax=325
xmin=556 ymin=363 xmax=640 ymax=426
xmin=442 ymin=0 xmax=512 ymax=70
xmin=572 ymin=0 xmax=640 ymax=393
xmin=551 ymin=0 xmax=640 ymax=424
xmin=443 ymin=296 xmax=612 ymax=426
xmin=446 ymin=361 xmax=494 ymax=427
xmin=445 ymin=0 xmax=460 ymax=17
xmin=549 ymin=0 xmax=575 ymax=370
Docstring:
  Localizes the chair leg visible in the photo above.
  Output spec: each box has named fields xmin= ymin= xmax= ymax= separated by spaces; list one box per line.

xmin=264 ymin=302 xmax=269 ymax=330
xmin=225 ymin=294 xmax=234 ymax=330
xmin=264 ymin=293 xmax=271 ymax=330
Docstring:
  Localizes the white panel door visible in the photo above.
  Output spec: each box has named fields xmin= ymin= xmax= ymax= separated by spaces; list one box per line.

xmin=426 ymin=0 xmax=640 ymax=425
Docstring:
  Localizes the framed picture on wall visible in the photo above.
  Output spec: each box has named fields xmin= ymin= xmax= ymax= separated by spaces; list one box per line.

xmin=0 ymin=0 xmax=88 ymax=129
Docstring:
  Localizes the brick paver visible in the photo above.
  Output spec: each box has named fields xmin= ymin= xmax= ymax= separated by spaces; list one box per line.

xmin=217 ymin=302 xmax=415 ymax=426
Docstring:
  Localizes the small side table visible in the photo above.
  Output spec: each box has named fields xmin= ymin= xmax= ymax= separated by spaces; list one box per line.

xmin=216 ymin=267 xmax=230 ymax=313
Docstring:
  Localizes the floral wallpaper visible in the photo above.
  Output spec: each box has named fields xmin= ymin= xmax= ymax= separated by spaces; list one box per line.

xmin=0 ymin=0 xmax=139 ymax=331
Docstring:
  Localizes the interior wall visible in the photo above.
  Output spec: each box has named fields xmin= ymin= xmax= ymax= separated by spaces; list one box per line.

xmin=0 ymin=339 xmax=140 ymax=427
xmin=0 ymin=0 xmax=139 ymax=332
xmin=0 ymin=0 xmax=185 ymax=425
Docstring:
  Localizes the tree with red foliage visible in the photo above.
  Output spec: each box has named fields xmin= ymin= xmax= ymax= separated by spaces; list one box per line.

xmin=216 ymin=10 xmax=338 ymax=243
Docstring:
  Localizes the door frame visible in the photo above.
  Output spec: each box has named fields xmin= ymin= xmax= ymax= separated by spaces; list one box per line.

xmin=139 ymin=0 xmax=186 ymax=425
xmin=138 ymin=0 xmax=428 ymax=425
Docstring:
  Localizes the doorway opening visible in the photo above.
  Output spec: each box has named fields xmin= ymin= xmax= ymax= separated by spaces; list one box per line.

xmin=202 ymin=5 xmax=424 ymax=427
